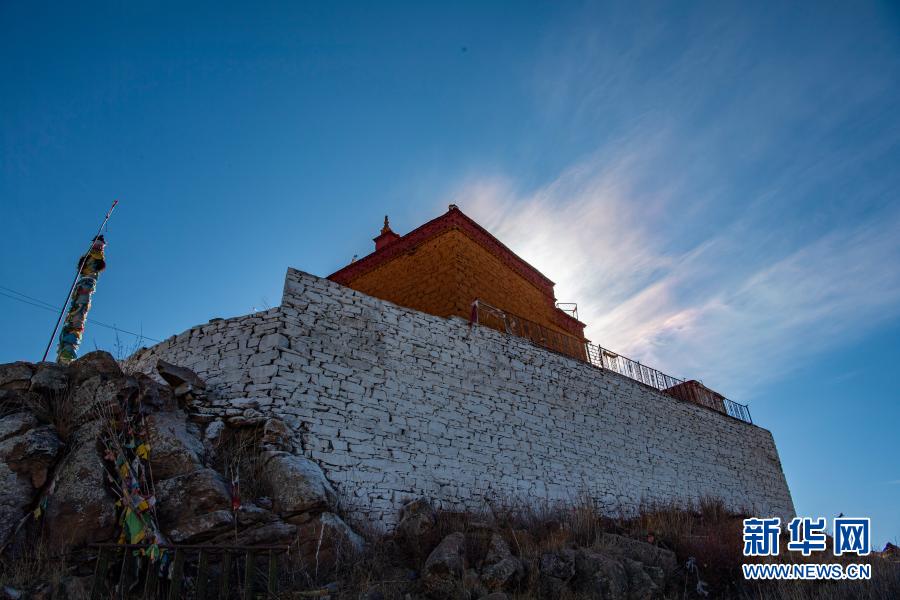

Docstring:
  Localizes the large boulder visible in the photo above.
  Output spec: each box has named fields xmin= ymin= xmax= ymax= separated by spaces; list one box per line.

xmin=0 ymin=412 xmax=38 ymax=443
xmin=29 ymin=363 xmax=68 ymax=397
xmin=0 ymin=363 xmax=35 ymax=392
xmin=67 ymin=375 xmax=135 ymax=431
xmin=260 ymin=418 xmax=291 ymax=451
xmin=574 ymin=548 xmax=628 ymax=599
xmin=205 ymin=504 xmax=297 ymax=546
xmin=42 ymin=421 xmax=117 ymax=549
xmin=144 ymin=411 xmax=204 ymax=480
xmin=622 ymin=557 xmax=664 ymax=600
xmin=396 ymin=497 xmax=437 ymax=542
xmin=155 ymin=468 xmax=233 ymax=543
xmin=67 ymin=351 xmax=122 ymax=387
xmin=594 ymin=533 xmax=677 ymax=574
xmin=262 ymin=451 xmax=336 ymax=520
xmin=0 ymin=415 xmax=42 ymax=548
xmin=3 ymin=424 xmax=62 ymax=488
xmin=293 ymin=512 xmax=364 ymax=575
xmin=0 ymin=389 xmax=39 ymax=417
xmin=480 ymin=534 xmax=523 ymax=591
xmin=423 ymin=532 xmax=467 ymax=599
xmin=156 ymin=360 xmax=206 ymax=394
xmin=540 ymin=549 xmax=576 ymax=581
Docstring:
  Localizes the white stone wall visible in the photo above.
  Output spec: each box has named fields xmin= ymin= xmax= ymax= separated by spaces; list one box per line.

xmin=128 ymin=268 xmax=795 ymax=526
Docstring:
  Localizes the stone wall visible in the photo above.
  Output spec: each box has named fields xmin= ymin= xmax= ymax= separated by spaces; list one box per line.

xmin=127 ymin=268 xmax=795 ymax=527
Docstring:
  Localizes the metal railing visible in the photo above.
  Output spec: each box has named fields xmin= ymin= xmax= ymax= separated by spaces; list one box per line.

xmin=470 ymin=299 xmax=752 ymax=424
xmin=585 ymin=344 xmax=683 ymax=391
xmin=471 ymin=299 xmax=586 ymax=361
xmin=89 ymin=543 xmax=290 ymax=599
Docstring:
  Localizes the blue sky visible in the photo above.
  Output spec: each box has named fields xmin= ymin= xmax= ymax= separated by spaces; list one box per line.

xmin=2 ymin=2 xmax=898 ymax=547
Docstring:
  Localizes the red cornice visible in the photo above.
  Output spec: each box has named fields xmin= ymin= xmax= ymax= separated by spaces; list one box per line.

xmin=330 ymin=206 xmax=555 ymax=290
xmin=328 ymin=206 xmax=587 ymax=335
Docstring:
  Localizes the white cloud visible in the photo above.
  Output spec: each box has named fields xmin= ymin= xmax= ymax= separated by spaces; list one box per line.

xmin=440 ymin=2 xmax=900 ymax=401
xmin=450 ymin=158 xmax=900 ymax=399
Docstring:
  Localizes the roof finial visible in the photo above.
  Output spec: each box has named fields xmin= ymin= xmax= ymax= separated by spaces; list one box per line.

xmin=381 ymin=215 xmax=391 ymax=234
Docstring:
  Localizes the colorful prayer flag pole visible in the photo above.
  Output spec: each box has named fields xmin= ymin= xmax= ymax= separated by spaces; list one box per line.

xmin=41 ymin=200 xmax=117 ymax=363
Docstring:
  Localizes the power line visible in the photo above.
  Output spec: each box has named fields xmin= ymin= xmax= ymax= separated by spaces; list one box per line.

xmin=0 ymin=285 xmax=161 ymax=343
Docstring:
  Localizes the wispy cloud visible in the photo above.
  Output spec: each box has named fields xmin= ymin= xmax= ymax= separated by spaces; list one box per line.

xmin=444 ymin=3 xmax=900 ymax=399
xmin=452 ymin=160 xmax=900 ymax=397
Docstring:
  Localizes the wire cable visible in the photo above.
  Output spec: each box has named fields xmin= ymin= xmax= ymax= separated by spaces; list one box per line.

xmin=0 ymin=285 xmax=161 ymax=343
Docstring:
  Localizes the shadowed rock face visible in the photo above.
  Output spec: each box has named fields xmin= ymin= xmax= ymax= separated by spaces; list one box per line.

xmin=0 ymin=351 xmax=361 ymax=570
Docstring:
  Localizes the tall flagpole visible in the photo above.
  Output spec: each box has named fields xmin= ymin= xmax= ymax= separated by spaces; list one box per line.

xmin=41 ymin=200 xmax=118 ymax=363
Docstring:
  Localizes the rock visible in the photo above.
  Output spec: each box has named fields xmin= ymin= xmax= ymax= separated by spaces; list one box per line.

xmin=68 ymin=351 xmax=122 ymax=386
xmin=226 ymin=415 xmax=265 ymax=427
xmin=595 ymin=533 xmax=677 ymax=574
xmin=256 ymin=496 xmax=273 ymax=510
xmin=54 ymin=575 xmax=91 ymax=600
xmin=0 ymin=412 xmax=38 ymax=443
xmin=645 ymin=566 xmax=665 ymax=590
xmin=263 ymin=451 xmax=336 ymax=519
xmin=43 ymin=421 xmax=117 ymax=549
xmin=540 ymin=550 xmax=575 ymax=581
xmin=480 ymin=557 xmax=523 ymax=591
xmin=260 ymin=418 xmax=291 ymax=451
xmin=574 ymin=548 xmax=628 ymax=599
xmin=156 ymin=360 xmax=206 ymax=392
xmin=3 ymin=424 xmax=63 ymax=487
xmin=463 ymin=568 xmax=487 ymax=598
xmin=155 ymin=468 xmax=233 ymax=542
xmin=29 ymin=363 xmax=68 ymax=397
xmin=145 ymin=410 xmax=204 ymax=480
xmin=133 ymin=373 xmax=174 ymax=411
xmin=294 ymin=512 xmax=364 ymax=574
xmin=422 ymin=532 xmax=466 ymax=599
xmin=480 ymin=533 xmax=522 ymax=591
xmin=0 ymin=454 xmax=33 ymax=549
xmin=485 ymin=533 xmax=512 ymax=564
xmin=622 ymin=558 xmax=662 ymax=600
xmin=220 ymin=519 xmax=297 ymax=546
xmin=68 ymin=376 xmax=135 ymax=429
xmin=0 ymin=389 xmax=36 ymax=416
xmin=396 ymin=497 xmax=437 ymax=542
xmin=204 ymin=419 xmax=225 ymax=443
xmin=166 ymin=509 xmax=235 ymax=543
xmin=0 ymin=362 xmax=34 ymax=391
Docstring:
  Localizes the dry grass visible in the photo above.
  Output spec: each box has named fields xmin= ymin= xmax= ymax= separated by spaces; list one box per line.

xmin=212 ymin=423 xmax=269 ymax=502
xmin=325 ymin=498 xmax=900 ymax=599
xmin=0 ymin=539 xmax=72 ymax=596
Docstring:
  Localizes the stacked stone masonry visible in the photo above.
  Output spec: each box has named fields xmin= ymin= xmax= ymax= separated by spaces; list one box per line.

xmin=127 ymin=268 xmax=795 ymax=528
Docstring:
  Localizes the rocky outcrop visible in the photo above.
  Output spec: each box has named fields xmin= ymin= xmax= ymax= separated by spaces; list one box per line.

xmin=0 ymin=352 xmax=361 ymax=573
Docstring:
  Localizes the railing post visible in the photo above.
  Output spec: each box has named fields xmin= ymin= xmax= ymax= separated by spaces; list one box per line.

xmin=244 ymin=550 xmax=257 ymax=599
xmin=220 ymin=552 xmax=232 ymax=599
xmin=196 ymin=550 xmax=209 ymax=599
xmin=168 ymin=549 xmax=185 ymax=600
xmin=143 ymin=557 xmax=159 ymax=600
xmin=268 ymin=550 xmax=278 ymax=597
xmin=90 ymin=547 xmax=110 ymax=600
